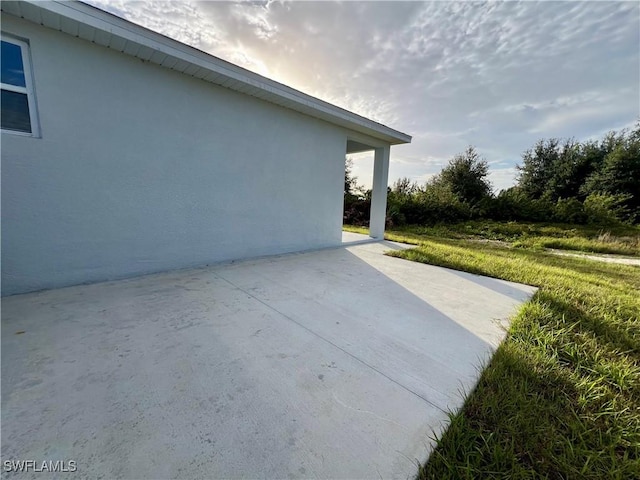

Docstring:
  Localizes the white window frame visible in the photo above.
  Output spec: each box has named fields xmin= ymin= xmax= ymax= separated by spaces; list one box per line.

xmin=1 ymin=33 xmax=40 ymax=137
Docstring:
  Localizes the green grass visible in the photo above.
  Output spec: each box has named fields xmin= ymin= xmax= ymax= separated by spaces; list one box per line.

xmin=345 ymin=221 xmax=640 ymax=256
xmin=512 ymin=235 xmax=640 ymax=257
xmin=345 ymin=223 xmax=640 ymax=478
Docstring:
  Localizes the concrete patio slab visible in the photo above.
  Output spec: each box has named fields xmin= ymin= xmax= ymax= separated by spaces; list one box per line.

xmin=1 ymin=241 xmax=536 ymax=479
xmin=341 ymin=230 xmax=377 ymax=246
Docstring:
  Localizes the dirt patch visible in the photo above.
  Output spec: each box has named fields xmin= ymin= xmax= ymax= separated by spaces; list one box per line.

xmin=548 ymin=249 xmax=640 ymax=266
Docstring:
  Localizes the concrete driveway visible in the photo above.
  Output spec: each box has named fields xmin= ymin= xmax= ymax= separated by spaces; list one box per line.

xmin=2 ymin=240 xmax=536 ymax=479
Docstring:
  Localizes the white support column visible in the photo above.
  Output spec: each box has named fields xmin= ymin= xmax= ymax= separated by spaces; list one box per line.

xmin=369 ymin=145 xmax=390 ymax=238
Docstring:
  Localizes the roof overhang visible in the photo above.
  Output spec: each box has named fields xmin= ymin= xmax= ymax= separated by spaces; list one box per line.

xmin=1 ymin=0 xmax=412 ymax=146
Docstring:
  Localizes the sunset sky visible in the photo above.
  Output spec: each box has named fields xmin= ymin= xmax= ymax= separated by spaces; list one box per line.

xmin=87 ymin=1 xmax=639 ymax=191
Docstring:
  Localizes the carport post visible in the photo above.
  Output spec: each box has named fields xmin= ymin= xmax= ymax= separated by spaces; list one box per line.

xmin=369 ymin=145 xmax=390 ymax=239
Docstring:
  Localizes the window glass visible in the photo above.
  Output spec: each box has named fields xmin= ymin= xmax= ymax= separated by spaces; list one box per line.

xmin=1 ymin=40 xmax=26 ymax=87
xmin=1 ymin=36 xmax=37 ymax=135
xmin=1 ymin=89 xmax=31 ymax=133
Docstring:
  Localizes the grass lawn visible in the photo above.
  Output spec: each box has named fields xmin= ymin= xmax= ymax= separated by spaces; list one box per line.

xmin=384 ymin=220 xmax=640 ymax=256
xmin=345 ymin=222 xmax=640 ymax=479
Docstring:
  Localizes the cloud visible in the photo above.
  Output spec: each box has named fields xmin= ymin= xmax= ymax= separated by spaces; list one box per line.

xmin=488 ymin=167 xmax=519 ymax=194
xmin=89 ymin=1 xmax=220 ymax=50
xmin=86 ymin=0 xmax=640 ymax=191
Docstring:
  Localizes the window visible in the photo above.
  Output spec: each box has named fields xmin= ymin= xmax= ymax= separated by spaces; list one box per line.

xmin=1 ymin=35 xmax=38 ymax=135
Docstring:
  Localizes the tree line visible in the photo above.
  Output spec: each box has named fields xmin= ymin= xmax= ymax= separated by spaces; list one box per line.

xmin=344 ymin=123 xmax=640 ymax=226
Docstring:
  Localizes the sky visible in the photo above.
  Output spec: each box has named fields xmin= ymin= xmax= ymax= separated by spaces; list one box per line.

xmin=86 ymin=0 xmax=640 ymax=191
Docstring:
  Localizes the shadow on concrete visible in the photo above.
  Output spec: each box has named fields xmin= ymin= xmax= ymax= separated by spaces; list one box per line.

xmin=1 ymin=242 xmax=535 ymax=479
xmin=341 ymin=230 xmax=377 ymax=246
xmin=377 ymin=240 xmax=408 ymax=251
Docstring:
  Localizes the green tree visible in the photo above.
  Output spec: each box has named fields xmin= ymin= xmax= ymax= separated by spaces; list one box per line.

xmin=544 ymin=139 xmax=592 ymax=201
xmin=343 ymin=157 xmax=371 ymax=226
xmin=433 ymin=146 xmax=492 ymax=205
xmin=582 ymin=124 xmax=640 ymax=222
xmin=516 ymin=129 xmax=633 ymax=203
xmin=517 ymin=138 xmax=560 ymax=199
xmin=344 ymin=157 xmax=357 ymax=198
xmin=391 ymin=177 xmax=419 ymax=196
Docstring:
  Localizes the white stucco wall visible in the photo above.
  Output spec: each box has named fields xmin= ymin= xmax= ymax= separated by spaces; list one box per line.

xmin=1 ymin=16 xmax=348 ymax=296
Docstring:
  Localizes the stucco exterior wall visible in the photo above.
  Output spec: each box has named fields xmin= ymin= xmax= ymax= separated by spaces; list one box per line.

xmin=1 ymin=16 xmax=347 ymax=295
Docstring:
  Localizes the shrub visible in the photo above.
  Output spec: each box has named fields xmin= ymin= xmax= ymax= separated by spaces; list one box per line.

xmin=343 ymin=197 xmax=370 ymax=226
xmin=385 ymin=179 xmax=472 ymax=226
xmin=583 ymin=193 xmax=629 ymax=226
xmin=553 ymin=198 xmax=587 ymax=224
xmin=488 ymin=188 xmax=554 ymax=222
